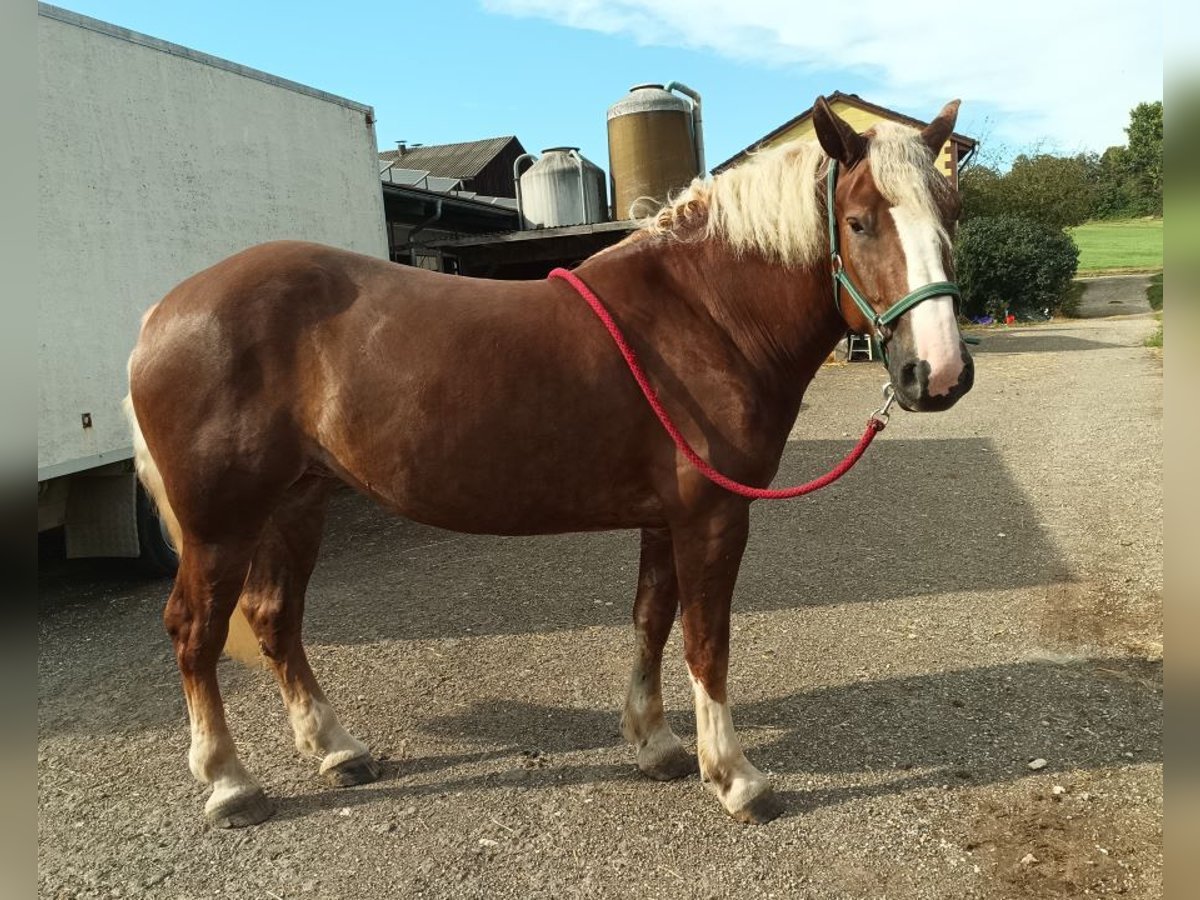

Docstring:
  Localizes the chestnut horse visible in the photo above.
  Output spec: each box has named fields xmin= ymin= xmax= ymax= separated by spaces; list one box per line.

xmin=126 ymin=98 xmax=973 ymax=828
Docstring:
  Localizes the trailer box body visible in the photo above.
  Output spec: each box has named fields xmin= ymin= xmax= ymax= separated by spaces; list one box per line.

xmin=38 ymin=4 xmax=387 ymax=564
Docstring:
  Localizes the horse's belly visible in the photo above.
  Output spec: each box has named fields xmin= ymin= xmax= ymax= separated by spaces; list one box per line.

xmin=320 ymin=416 xmax=664 ymax=536
xmin=374 ymin=466 xmax=662 ymax=535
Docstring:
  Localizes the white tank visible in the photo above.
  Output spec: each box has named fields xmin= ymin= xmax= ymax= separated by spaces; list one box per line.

xmin=516 ymin=147 xmax=608 ymax=229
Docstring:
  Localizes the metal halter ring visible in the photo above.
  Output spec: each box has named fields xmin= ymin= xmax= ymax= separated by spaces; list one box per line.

xmin=872 ymin=382 xmax=897 ymax=423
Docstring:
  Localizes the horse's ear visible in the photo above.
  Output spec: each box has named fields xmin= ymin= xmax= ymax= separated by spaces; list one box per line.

xmin=921 ymin=99 xmax=961 ymax=157
xmin=812 ymin=96 xmax=865 ymax=167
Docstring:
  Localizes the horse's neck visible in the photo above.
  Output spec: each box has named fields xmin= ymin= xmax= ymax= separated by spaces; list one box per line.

xmin=582 ymin=237 xmax=846 ymax=399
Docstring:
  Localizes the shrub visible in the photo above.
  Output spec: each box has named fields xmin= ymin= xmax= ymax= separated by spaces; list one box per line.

xmin=954 ymin=215 xmax=1080 ymax=319
xmin=1147 ymin=272 xmax=1163 ymax=311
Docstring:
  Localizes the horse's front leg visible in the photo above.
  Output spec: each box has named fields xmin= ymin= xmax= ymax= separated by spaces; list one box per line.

xmin=673 ymin=504 xmax=784 ymax=824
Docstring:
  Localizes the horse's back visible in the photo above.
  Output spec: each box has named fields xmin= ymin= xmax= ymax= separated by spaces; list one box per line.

xmin=127 ymin=241 xmax=659 ymax=533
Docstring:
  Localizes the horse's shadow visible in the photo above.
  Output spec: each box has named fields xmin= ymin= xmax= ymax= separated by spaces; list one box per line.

xmin=38 ymin=436 xmax=1077 ymax=740
xmin=302 ymin=436 xmax=1071 ymax=644
xmin=269 ymin=654 xmax=1160 ymax=823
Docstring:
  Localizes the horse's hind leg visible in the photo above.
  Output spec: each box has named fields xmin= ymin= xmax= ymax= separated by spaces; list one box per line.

xmin=237 ymin=477 xmax=380 ymax=786
xmin=166 ymin=537 xmax=273 ymax=828
xmin=621 ymin=527 xmax=697 ymax=780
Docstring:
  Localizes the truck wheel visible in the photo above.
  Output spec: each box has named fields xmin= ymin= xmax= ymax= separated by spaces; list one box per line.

xmin=136 ymin=484 xmax=179 ymax=577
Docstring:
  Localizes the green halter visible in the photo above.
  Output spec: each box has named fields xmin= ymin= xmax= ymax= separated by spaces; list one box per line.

xmin=826 ymin=162 xmax=964 ymax=357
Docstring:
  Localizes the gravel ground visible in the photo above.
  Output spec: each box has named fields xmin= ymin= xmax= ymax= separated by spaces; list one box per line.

xmin=39 ymin=277 xmax=1162 ymax=899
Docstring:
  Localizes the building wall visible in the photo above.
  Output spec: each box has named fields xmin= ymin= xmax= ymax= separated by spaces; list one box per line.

xmin=759 ymin=100 xmax=959 ymax=186
xmin=471 ymin=141 xmax=527 ymax=198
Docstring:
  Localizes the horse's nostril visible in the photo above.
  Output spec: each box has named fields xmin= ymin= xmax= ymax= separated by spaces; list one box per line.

xmin=898 ymin=361 xmax=926 ymax=396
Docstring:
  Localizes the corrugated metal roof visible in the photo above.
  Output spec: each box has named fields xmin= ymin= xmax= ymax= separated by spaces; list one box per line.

xmin=378 ymin=136 xmax=523 ymax=180
xmin=379 ymin=166 xmax=467 ymax=193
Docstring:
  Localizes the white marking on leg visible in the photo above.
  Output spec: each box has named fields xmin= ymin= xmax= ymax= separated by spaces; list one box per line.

xmin=688 ymin=670 xmax=769 ymax=813
xmin=185 ymin=697 xmax=262 ymax=813
xmin=623 ymin=634 xmax=687 ymax=771
xmin=890 ymin=204 xmax=964 ymax=396
xmin=285 ymin=693 xmax=370 ymax=773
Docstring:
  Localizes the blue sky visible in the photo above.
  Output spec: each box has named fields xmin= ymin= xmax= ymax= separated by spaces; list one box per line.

xmin=55 ymin=0 xmax=1164 ymax=173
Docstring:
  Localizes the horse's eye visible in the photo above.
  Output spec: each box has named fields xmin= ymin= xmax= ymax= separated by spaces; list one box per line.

xmin=847 ymin=217 xmax=865 ymax=235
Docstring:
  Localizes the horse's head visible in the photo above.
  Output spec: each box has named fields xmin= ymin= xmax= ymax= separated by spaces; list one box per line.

xmin=814 ymin=97 xmax=974 ymax=413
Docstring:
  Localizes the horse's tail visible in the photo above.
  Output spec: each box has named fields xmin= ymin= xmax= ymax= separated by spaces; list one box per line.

xmin=124 ymin=308 xmax=264 ymax=667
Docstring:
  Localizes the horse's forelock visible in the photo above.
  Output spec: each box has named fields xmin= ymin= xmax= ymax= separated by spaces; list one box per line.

xmin=866 ymin=121 xmax=953 ymax=234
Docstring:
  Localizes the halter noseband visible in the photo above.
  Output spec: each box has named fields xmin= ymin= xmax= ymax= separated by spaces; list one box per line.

xmin=826 ymin=161 xmax=962 ymax=359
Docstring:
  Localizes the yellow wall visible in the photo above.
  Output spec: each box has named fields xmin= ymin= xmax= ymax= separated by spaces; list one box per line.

xmin=764 ymin=99 xmax=955 ymax=181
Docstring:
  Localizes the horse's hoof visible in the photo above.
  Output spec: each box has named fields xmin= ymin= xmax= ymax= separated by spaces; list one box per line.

xmin=323 ymin=753 xmax=381 ymax=787
xmin=206 ymin=788 xmax=274 ymax=829
xmin=639 ymin=745 xmax=699 ymax=781
xmin=730 ymin=786 xmax=785 ymax=825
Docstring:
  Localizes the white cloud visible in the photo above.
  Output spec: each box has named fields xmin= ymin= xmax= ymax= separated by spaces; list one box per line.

xmin=484 ymin=0 xmax=1162 ymax=155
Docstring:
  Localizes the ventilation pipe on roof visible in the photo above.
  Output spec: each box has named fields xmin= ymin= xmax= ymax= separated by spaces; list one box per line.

xmin=664 ymin=81 xmax=705 ymax=175
xmin=513 ymin=153 xmax=536 ymax=231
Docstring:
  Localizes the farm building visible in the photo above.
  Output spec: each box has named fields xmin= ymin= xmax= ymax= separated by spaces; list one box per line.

xmin=381 ymin=137 xmax=638 ymax=278
xmin=391 ymin=89 xmax=978 ymax=279
xmin=378 ymin=137 xmax=526 ymax=267
xmin=713 ymin=91 xmax=977 ymax=187
xmin=379 ymin=179 xmax=518 ymax=269
xmin=412 ymin=83 xmax=706 ymax=277
xmin=379 ymin=136 xmax=527 ymax=199
xmin=430 ymin=220 xmax=637 ymax=279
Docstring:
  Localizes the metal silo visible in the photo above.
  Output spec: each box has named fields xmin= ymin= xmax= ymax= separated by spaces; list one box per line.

xmin=607 ymin=82 xmax=704 ymax=221
xmin=514 ymin=148 xmax=608 ymax=230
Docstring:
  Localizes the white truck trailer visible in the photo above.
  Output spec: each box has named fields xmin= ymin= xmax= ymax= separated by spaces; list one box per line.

xmin=38 ymin=4 xmax=388 ymax=572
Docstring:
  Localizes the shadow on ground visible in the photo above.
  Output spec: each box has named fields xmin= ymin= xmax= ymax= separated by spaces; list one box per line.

xmin=298 ymin=437 xmax=1067 ymax=643
xmin=971 ymin=332 xmax=1126 ymax=354
xmin=265 ymin=655 xmax=1160 ymax=823
xmin=40 ymin=438 xmax=1065 ymax=647
xmin=38 ymin=437 xmax=1070 ymax=737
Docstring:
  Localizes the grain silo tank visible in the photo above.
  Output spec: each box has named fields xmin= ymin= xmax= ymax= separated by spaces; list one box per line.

xmin=515 ymin=148 xmax=608 ymax=229
xmin=607 ymin=83 xmax=703 ymax=221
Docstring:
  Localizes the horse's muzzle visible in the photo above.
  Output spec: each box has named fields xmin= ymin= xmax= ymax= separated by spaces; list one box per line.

xmin=892 ymin=343 xmax=974 ymax=412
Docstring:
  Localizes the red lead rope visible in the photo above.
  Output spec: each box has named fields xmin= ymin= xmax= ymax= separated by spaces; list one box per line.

xmin=549 ymin=267 xmax=886 ymax=501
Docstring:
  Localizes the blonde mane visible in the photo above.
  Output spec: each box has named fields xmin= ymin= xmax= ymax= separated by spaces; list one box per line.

xmin=637 ymin=120 xmax=950 ymax=265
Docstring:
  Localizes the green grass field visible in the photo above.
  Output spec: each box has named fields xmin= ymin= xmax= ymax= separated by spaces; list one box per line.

xmin=1068 ymin=219 xmax=1163 ymax=273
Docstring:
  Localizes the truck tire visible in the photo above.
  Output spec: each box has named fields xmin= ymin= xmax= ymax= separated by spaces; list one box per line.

xmin=136 ymin=483 xmax=179 ymax=577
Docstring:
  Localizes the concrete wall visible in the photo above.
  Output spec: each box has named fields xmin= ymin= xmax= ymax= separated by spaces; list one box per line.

xmin=38 ymin=6 xmax=388 ymax=479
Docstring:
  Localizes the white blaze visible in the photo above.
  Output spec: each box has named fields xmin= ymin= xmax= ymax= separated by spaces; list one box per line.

xmin=889 ymin=205 xmax=965 ymax=397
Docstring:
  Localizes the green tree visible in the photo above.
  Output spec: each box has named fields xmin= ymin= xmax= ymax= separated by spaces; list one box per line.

xmin=1087 ymin=146 xmax=1137 ymax=218
xmin=1124 ymin=101 xmax=1163 ymax=214
xmin=959 ymin=164 xmax=1004 ymax=220
xmin=959 ymin=101 xmax=1163 ymax=223
xmin=959 ymin=154 xmax=1095 ymax=228
xmin=1003 ymin=153 xmax=1096 ymax=228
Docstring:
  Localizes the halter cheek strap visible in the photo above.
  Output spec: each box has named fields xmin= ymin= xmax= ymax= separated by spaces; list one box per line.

xmin=826 ymin=162 xmax=965 ymax=355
